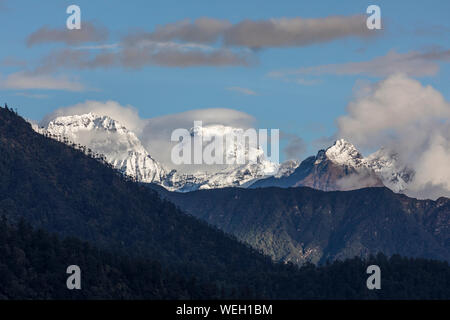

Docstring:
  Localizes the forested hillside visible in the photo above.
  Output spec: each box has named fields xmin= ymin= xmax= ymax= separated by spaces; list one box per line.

xmin=1 ymin=218 xmax=450 ymax=299
xmin=1 ymin=105 xmax=449 ymax=299
xmin=150 ymin=185 xmax=450 ymax=265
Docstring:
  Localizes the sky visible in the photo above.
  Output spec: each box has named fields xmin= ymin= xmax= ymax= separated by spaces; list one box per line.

xmin=0 ymin=0 xmax=449 ymax=167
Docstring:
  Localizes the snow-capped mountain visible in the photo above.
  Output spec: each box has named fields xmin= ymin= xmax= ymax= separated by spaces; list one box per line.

xmin=321 ymin=138 xmax=365 ymax=167
xmin=161 ymin=124 xmax=280 ymax=191
xmin=43 ymin=113 xmax=167 ymax=183
xmin=274 ymin=159 xmax=300 ymax=178
xmin=320 ymin=139 xmax=413 ymax=192
xmin=250 ymin=139 xmax=413 ymax=193
xmin=38 ymin=113 xmax=281 ymax=192
xmin=364 ymin=148 xmax=414 ymax=193
xmin=166 ymin=123 xmax=280 ymax=191
xmin=188 ymin=124 xmax=278 ymax=170
xmin=37 ymin=113 xmax=413 ymax=194
xmin=163 ymin=161 xmax=278 ymax=192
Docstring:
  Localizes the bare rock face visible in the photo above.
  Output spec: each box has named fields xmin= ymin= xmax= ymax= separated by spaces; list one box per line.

xmin=250 ymin=139 xmax=410 ymax=193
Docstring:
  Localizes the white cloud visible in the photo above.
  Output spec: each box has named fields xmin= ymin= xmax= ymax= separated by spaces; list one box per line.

xmin=337 ymin=74 xmax=450 ymax=199
xmin=0 ymin=72 xmax=85 ymax=91
xmin=141 ymin=108 xmax=256 ymax=171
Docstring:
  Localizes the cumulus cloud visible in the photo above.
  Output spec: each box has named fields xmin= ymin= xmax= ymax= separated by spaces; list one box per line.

xmin=26 ymin=22 xmax=109 ymax=47
xmin=141 ymin=108 xmax=256 ymax=171
xmin=337 ymin=74 xmax=450 ymax=199
xmin=270 ymin=48 xmax=450 ymax=78
xmin=0 ymin=71 xmax=85 ymax=91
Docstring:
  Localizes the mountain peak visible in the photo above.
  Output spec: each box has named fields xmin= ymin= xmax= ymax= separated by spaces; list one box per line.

xmin=325 ymin=139 xmax=363 ymax=166
xmin=45 ymin=113 xmax=167 ymax=183
xmin=49 ymin=113 xmax=128 ymax=134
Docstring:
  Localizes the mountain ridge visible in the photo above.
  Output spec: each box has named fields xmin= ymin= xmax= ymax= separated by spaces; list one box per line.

xmin=150 ymin=184 xmax=450 ymax=265
xmin=39 ymin=113 xmax=282 ymax=191
xmin=39 ymin=113 xmax=416 ymax=196
xmin=2 ymin=105 xmax=450 ymax=299
xmin=250 ymin=139 xmax=412 ymax=193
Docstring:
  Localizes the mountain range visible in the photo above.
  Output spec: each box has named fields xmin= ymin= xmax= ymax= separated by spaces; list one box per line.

xmin=0 ymin=105 xmax=294 ymax=298
xmin=31 ymin=111 xmax=450 ymax=265
xmin=250 ymin=139 xmax=413 ymax=193
xmin=36 ymin=113 xmax=281 ymax=192
xmin=151 ymin=184 xmax=450 ymax=265
xmin=2 ymin=105 xmax=450 ymax=299
xmin=36 ymin=112 xmax=415 ymax=196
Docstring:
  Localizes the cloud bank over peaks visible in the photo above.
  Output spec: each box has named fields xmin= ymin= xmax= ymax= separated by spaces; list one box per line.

xmin=337 ymin=73 xmax=450 ymax=199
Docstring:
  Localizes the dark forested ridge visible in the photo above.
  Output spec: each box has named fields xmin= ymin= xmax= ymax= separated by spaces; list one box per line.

xmin=0 ymin=105 xmax=276 ymax=291
xmin=149 ymin=183 xmax=450 ymax=265
xmin=1 ymin=218 xmax=450 ymax=299
xmin=0 ymin=217 xmax=214 ymax=299
xmin=1 ymin=105 xmax=450 ymax=300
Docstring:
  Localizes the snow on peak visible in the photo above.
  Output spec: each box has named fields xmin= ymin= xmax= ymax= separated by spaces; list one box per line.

xmin=45 ymin=113 xmax=166 ymax=183
xmin=325 ymin=139 xmax=364 ymax=166
xmin=189 ymin=124 xmax=267 ymax=164
xmin=275 ymin=159 xmax=300 ymax=178
xmin=39 ymin=114 xmax=415 ymax=195
xmin=41 ymin=114 xmax=283 ymax=192
xmin=364 ymin=148 xmax=413 ymax=193
xmin=49 ymin=112 xmax=126 ymax=132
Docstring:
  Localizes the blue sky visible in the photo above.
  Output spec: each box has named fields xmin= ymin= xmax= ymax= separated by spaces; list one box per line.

xmin=0 ymin=0 xmax=449 ymax=160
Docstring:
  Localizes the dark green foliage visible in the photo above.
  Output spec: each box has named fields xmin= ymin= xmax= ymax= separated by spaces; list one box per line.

xmin=154 ymin=185 xmax=450 ymax=265
xmin=0 ymin=217 xmax=208 ymax=299
xmin=1 ymin=106 xmax=450 ymax=299
xmin=0 ymin=106 xmax=274 ymax=289
xmin=1 ymin=218 xmax=450 ymax=299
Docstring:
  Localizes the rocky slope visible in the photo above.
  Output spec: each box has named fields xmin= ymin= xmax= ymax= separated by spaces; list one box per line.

xmin=250 ymin=139 xmax=412 ymax=193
